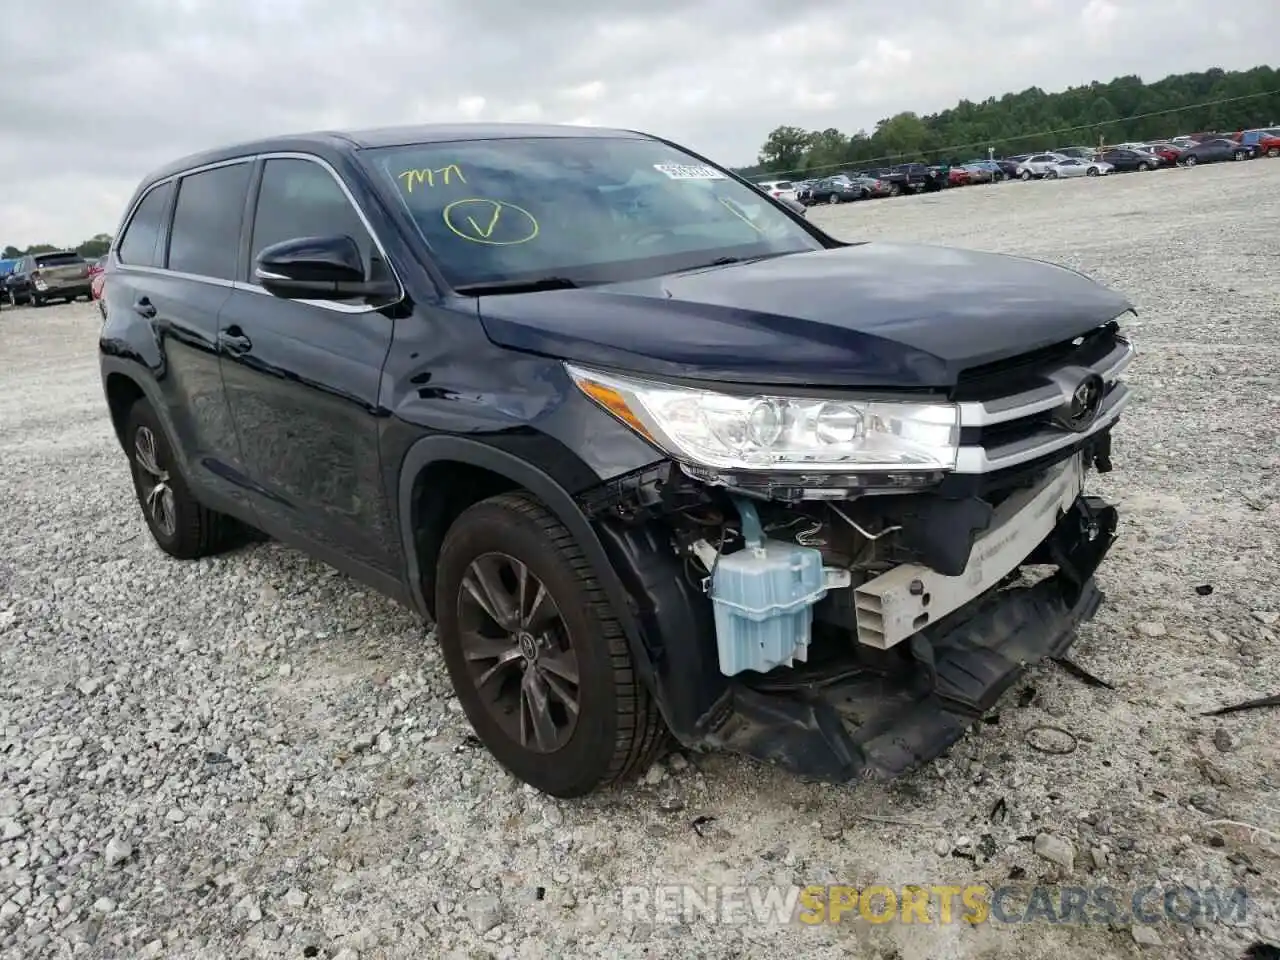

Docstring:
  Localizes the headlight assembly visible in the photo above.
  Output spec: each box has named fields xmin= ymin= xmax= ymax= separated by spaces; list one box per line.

xmin=565 ymin=364 xmax=960 ymax=473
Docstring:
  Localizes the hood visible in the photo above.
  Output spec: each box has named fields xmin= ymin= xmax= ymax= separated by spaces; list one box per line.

xmin=475 ymin=243 xmax=1134 ymax=389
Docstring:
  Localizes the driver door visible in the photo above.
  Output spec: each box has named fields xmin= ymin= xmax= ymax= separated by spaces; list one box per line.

xmin=217 ymin=155 xmax=401 ymax=576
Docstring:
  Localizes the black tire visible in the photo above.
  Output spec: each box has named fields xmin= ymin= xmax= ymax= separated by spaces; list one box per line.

xmin=435 ymin=491 xmax=666 ymax=797
xmin=4 ymin=290 xmax=13 ymax=307
xmin=124 ymin=398 xmax=237 ymax=559
xmin=826 ymin=193 xmax=839 ymax=205
xmin=1019 ymin=169 xmax=1032 ymax=181
xmin=1268 ymin=147 xmax=1279 ymax=158
xmin=30 ymin=294 xmax=43 ymax=308
xmin=1086 ymin=167 xmax=1099 ymax=176
xmin=1184 ymin=155 xmax=1198 ymax=167
xmin=888 ymin=183 xmax=901 ymax=197
xmin=859 ymin=188 xmax=870 ymax=201
xmin=1046 ymin=170 xmax=1058 ymax=179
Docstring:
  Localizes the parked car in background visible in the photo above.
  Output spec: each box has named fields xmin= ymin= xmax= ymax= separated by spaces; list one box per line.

xmin=1044 ymin=158 xmax=1113 ymax=179
xmin=1259 ymin=134 xmax=1280 ymax=158
xmin=806 ymin=175 xmax=873 ymax=204
xmin=946 ymin=166 xmax=971 ymax=187
xmin=1235 ymin=128 xmax=1280 ymax=151
xmin=1053 ymin=146 xmax=1097 ymax=160
xmin=962 ymin=160 xmax=1005 ymax=182
xmin=995 ymin=156 xmax=1026 ymax=178
xmin=1139 ymin=143 xmax=1184 ymax=165
xmin=90 ymin=255 xmax=108 ymax=312
xmin=9 ymin=251 xmax=92 ymax=306
xmin=1015 ymin=153 xmax=1067 ymax=179
xmin=756 ymin=179 xmax=798 ymax=202
xmin=1178 ymin=138 xmax=1251 ymax=166
xmin=1096 ymin=148 xmax=1161 ymax=172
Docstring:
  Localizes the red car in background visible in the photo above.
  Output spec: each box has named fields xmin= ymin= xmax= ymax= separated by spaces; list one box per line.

xmin=947 ymin=167 xmax=971 ymax=187
xmin=1260 ymin=134 xmax=1280 ymax=158
xmin=88 ymin=255 xmax=107 ymax=315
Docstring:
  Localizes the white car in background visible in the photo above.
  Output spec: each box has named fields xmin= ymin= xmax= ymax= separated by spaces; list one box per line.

xmin=1014 ymin=152 xmax=1069 ymax=180
xmin=1044 ymin=157 xmax=1114 ymax=179
xmin=756 ymin=179 xmax=798 ymax=201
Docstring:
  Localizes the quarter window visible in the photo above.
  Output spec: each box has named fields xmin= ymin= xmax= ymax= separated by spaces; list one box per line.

xmin=116 ymin=181 xmax=174 ymax=268
xmin=167 ymin=163 xmax=252 ymax=280
xmin=249 ymin=158 xmax=375 ymax=277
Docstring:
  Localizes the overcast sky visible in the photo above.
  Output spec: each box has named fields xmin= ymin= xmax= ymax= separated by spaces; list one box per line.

xmin=1 ymin=0 xmax=1275 ymax=248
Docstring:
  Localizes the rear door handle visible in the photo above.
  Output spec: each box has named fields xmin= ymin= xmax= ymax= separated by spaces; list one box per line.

xmin=218 ymin=327 xmax=252 ymax=355
xmin=133 ymin=297 xmax=156 ymax=318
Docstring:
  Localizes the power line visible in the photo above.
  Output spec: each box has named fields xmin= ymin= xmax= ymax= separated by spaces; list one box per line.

xmin=751 ymin=88 xmax=1280 ymax=181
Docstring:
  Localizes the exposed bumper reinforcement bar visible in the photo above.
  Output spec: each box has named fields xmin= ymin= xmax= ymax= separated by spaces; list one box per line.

xmin=696 ymin=494 xmax=1117 ymax=783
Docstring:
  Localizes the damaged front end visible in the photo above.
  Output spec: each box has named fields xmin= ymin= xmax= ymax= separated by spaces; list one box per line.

xmin=570 ymin=322 xmax=1133 ymax=783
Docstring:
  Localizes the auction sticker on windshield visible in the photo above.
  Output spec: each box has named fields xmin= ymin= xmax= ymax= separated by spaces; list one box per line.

xmin=653 ymin=163 xmax=726 ymax=180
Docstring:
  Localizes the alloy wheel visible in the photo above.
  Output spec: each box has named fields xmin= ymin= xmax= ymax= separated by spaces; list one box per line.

xmin=134 ymin=426 xmax=176 ymax=538
xmin=457 ymin=552 xmax=580 ymax=753
xmin=827 ymin=193 xmax=839 ymax=204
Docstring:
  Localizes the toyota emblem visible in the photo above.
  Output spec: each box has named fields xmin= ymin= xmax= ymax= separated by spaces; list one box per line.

xmin=1060 ymin=374 xmax=1103 ymax=432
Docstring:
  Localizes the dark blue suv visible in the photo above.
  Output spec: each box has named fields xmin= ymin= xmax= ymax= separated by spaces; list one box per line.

xmin=100 ymin=124 xmax=1135 ymax=796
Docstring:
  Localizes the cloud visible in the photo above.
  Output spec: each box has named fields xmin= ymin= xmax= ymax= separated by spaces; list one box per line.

xmin=1 ymin=0 xmax=1276 ymax=246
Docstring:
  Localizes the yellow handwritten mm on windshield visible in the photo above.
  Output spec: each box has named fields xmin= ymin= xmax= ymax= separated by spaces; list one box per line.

xmin=397 ymin=164 xmax=466 ymax=192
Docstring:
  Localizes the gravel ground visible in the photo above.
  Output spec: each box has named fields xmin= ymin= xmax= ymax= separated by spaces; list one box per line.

xmin=2 ymin=159 xmax=1279 ymax=960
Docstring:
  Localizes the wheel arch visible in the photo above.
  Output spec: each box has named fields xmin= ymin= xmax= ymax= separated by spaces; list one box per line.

xmin=104 ymin=370 xmax=147 ymax=450
xmin=397 ymin=435 xmax=661 ymax=694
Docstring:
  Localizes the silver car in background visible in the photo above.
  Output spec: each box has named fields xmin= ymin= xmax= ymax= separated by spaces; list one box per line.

xmin=1044 ymin=157 xmax=1114 ymax=179
xmin=1015 ymin=152 xmax=1068 ymax=179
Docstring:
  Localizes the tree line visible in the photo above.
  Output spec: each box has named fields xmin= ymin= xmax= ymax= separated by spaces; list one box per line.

xmin=741 ymin=65 xmax=1280 ymax=179
xmin=2 ymin=234 xmax=114 ymax=261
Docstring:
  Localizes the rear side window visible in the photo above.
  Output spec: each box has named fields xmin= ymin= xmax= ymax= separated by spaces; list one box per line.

xmin=167 ymin=163 xmax=252 ymax=280
xmin=117 ymin=181 xmax=175 ymax=267
xmin=34 ymin=252 xmax=82 ymax=267
xmin=249 ymin=157 xmax=375 ymax=276
xmin=774 ymin=181 xmax=793 ymax=190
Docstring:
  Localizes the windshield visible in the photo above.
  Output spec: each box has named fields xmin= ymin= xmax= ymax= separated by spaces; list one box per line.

xmin=365 ymin=136 xmax=823 ymax=288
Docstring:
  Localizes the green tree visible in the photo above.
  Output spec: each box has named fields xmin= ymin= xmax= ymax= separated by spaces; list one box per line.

xmin=738 ymin=65 xmax=1280 ymax=178
xmin=758 ymin=125 xmax=814 ymax=172
xmin=76 ymin=234 xmax=113 ymax=258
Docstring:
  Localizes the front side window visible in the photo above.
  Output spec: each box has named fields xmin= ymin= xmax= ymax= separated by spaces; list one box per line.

xmin=250 ymin=157 xmax=376 ymax=277
xmin=364 ymin=136 xmax=822 ymax=288
xmin=167 ymin=162 xmax=253 ymax=280
xmin=117 ymin=181 xmax=174 ymax=267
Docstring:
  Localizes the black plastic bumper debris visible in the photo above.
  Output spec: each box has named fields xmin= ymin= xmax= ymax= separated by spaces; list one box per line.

xmin=700 ymin=494 xmax=1118 ymax=783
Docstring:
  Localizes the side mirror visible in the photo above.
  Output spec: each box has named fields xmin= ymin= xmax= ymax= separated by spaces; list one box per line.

xmin=254 ymin=235 xmax=397 ymax=302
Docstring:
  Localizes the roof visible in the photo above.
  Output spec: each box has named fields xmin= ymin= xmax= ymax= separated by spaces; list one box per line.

xmin=139 ymin=123 xmax=650 ymax=186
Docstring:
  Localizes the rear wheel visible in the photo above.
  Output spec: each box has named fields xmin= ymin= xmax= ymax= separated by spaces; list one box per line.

xmin=1268 ymin=147 xmax=1279 ymax=158
xmin=826 ymin=193 xmax=839 ymax=205
xmin=1137 ymin=162 xmax=1151 ymax=171
xmin=1086 ymin=167 xmax=1100 ymax=176
xmin=125 ymin=399 xmax=241 ymax=559
xmin=30 ymin=294 xmax=43 ymax=308
xmin=888 ymin=183 xmax=901 ymax=197
xmin=1184 ymin=154 xmax=1198 ymax=167
xmin=1019 ymin=169 xmax=1032 ymax=181
xmin=435 ymin=492 xmax=666 ymax=797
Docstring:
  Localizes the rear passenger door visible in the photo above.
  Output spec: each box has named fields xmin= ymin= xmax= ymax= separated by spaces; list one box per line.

xmin=109 ymin=164 xmax=254 ymax=515
xmin=217 ymin=154 xmax=399 ymax=577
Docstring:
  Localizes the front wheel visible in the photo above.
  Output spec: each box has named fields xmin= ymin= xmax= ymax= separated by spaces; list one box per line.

xmin=1184 ymin=155 xmax=1198 ymax=167
xmin=1137 ymin=162 xmax=1151 ymax=171
xmin=435 ymin=492 xmax=666 ymax=797
xmin=887 ymin=183 xmax=901 ymax=197
xmin=1268 ymin=147 xmax=1279 ymax=158
xmin=1086 ymin=167 xmax=1100 ymax=176
xmin=1019 ymin=170 xmax=1032 ymax=181
xmin=30 ymin=293 xmax=43 ymax=308
xmin=826 ymin=193 xmax=840 ymax=205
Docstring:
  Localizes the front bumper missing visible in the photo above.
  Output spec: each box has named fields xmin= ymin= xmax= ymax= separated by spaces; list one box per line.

xmin=695 ymin=494 xmax=1118 ymax=783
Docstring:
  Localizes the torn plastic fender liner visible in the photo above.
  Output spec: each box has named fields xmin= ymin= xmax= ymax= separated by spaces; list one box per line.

xmin=698 ymin=494 xmax=1117 ymax=783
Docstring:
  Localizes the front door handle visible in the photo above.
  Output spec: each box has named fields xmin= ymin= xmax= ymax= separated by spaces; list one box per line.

xmin=133 ymin=297 xmax=156 ymax=318
xmin=218 ymin=327 xmax=252 ymax=355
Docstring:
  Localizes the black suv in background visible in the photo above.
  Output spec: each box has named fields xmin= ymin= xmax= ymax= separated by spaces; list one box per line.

xmin=101 ymin=124 xmax=1134 ymax=797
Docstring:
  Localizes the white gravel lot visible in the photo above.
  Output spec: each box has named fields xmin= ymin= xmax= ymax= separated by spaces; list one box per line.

xmin=2 ymin=160 xmax=1279 ymax=960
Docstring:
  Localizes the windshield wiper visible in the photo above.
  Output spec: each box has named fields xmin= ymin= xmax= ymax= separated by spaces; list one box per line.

xmin=453 ymin=276 xmax=579 ymax=296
